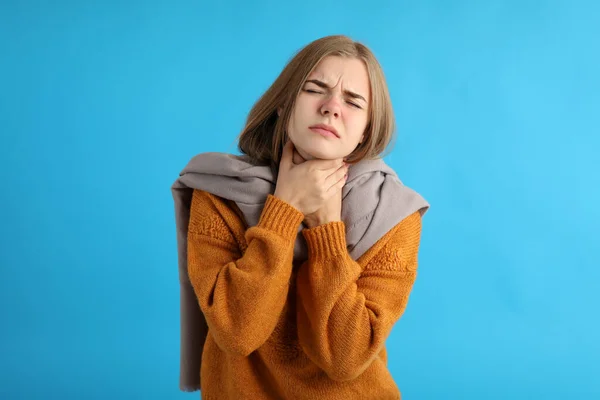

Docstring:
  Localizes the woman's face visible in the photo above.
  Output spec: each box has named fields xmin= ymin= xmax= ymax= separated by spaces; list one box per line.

xmin=286 ymin=55 xmax=370 ymax=162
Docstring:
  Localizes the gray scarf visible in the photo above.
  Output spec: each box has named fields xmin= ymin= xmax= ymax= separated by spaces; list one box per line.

xmin=171 ymin=152 xmax=430 ymax=392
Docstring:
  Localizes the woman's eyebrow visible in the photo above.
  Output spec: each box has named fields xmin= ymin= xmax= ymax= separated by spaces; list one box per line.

xmin=305 ymin=79 xmax=367 ymax=103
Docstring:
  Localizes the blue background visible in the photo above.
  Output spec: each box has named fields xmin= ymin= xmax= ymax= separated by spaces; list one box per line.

xmin=1 ymin=1 xmax=599 ymax=399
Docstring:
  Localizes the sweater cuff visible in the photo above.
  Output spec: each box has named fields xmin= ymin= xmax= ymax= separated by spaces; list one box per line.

xmin=301 ymin=221 xmax=347 ymax=261
xmin=257 ymin=194 xmax=305 ymax=240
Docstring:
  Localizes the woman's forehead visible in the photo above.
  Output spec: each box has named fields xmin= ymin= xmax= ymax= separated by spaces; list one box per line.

xmin=307 ymin=56 xmax=370 ymax=95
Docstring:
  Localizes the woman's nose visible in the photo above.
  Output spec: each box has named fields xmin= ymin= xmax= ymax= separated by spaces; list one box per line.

xmin=320 ymin=95 xmax=341 ymax=118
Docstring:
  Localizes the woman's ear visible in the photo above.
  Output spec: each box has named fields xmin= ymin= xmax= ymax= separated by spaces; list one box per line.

xmin=277 ymin=107 xmax=282 ymax=117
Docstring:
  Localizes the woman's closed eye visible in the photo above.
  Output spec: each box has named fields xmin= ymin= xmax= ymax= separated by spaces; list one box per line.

xmin=304 ymin=89 xmax=362 ymax=109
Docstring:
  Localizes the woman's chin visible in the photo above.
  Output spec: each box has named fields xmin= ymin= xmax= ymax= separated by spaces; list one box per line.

xmin=298 ymin=147 xmax=341 ymax=161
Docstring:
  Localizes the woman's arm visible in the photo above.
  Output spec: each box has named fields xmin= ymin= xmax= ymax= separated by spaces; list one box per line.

xmin=187 ymin=190 xmax=304 ymax=357
xmin=296 ymin=211 xmax=422 ymax=381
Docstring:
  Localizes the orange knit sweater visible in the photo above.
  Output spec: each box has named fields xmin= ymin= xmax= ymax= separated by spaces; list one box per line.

xmin=187 ymin=189 xmax=423 ymax=400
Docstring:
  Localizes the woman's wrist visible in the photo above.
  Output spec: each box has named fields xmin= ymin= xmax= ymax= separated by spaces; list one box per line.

xmin=304 ymin=214 xmax=341 ymax=229
xmin=272 ymin=191 xmax=300 ymax=211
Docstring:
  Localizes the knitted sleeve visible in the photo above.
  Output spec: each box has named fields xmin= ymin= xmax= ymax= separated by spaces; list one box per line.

xmin=187 ymin=190 xmax=304 ymax=356
xmin=295 ymin=210 xmax=422 ymax=381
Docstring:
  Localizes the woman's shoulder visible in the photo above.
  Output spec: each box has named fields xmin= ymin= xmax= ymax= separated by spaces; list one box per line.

xmin=359 ymin=210 xmax=423 ymax=268
xmin=191 ymin=189 xmax=246 ymax=218
xmin=189 ymin=189 xmax=248 ymax=240
xmin=190 ymin=189 xmax=226 ymax=209
xmin=377 ymin=210 xmax=422 ymax=254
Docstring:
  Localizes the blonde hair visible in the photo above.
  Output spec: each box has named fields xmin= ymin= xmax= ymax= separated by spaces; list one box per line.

xmin=236 ymin=35 xmax=396 ymax=171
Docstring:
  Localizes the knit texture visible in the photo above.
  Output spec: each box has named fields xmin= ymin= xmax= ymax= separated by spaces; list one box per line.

xmin=187 ymin=189 xmax=423 ymax=400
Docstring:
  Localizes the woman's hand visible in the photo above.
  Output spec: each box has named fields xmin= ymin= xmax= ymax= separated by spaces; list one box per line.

xmin=294 ymin=148 xmax=345 ymax=228
xmin=273 ymin=140 xmax=348 ymax=217
xmin=303 ymin=187 xmax=343 ymax=228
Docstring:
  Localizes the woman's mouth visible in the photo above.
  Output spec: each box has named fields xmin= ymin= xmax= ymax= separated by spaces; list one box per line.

xmin=309 ymin=127 xmax=338 ymax=138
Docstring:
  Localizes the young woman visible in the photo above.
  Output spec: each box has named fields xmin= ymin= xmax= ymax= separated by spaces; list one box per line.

xmin=172 ymin=35 xmax=430 ymax=399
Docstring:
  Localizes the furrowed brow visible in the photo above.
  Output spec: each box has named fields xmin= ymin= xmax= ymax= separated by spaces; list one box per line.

xmin=305 ymin=79 xmax=367 ymax=103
